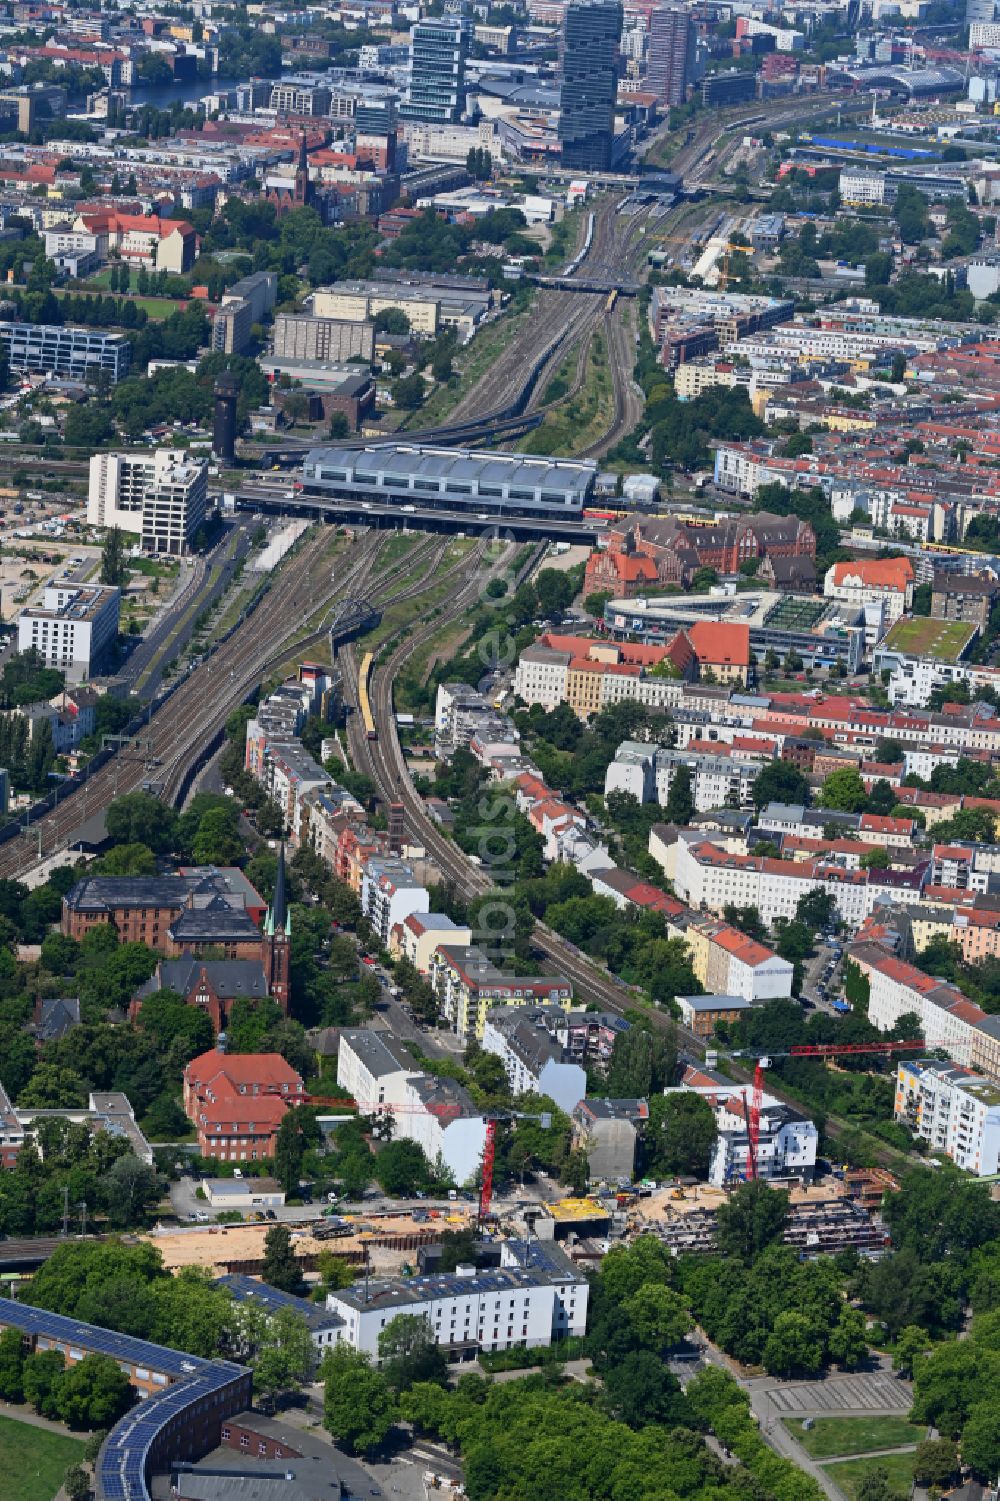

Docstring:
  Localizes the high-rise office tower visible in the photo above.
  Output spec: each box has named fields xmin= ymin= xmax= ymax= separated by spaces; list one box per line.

xmin=647 ymin=6 xmax=695 ymax=108
xmin=558 ymin=0 xmax=623 ymax=173
xmin=401 ymin=17 xmax=468 ymax=123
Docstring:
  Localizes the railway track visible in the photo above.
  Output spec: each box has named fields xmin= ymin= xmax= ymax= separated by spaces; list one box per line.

xmin=0 ymin=526 xmax=454 ymax=872
xmin=339 ymin=544 xmax=712 ymax=1048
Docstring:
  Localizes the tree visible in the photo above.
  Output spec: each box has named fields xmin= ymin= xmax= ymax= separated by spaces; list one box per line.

xmin=251 ymin=1307 xmax=315 ymax=1401
xmin=378 ymin=1313 xmax=448 ymax=1393
xmin=606 ymin=1026 xmax=677 ymax=1098
xmin=715 ymin=1181 xmax=790 ymax=1264
xmin=100 ymin=526 xmax=128 ymax=588
xmin=0 ymin=1326 xmax=24 ymax=1401
xmin=392 ymin=373 xmax=424 ymax=410
xmin=962 ymin=1401 xmax=1000 ymax=1480
xmin=818 ymin=767 xmax=868 ymax=813
xmin=859 ymin=846 xmax=890 ymax=871
xmin=320 ymin=1345 xmax=395 ymax=1455
xmin=375 ymin=1139 xmax=430 ymax=1196
xmin=827 ymin=1306 xmax=868 ymax=1370
xmin=752 ymin=760 xmax=809 ymax=809
xmin=55 ymin=1353 xmax=132 ymax=1429
xmin=23 ymin=1349 xmax=69 ymax=1418
xmin=105 ymin=792 xmax=177 ymax=853
xmin=761 ymin=1310 xmax=823 ymax=1378
xmin=622 ymin=1283 xmax=691 ymax=1351
xmin=892 ymin=1324 xmax=929 ymax=1379
xmin=328 ymin=411 xmax=349 ymax=440
xmin=664 ymin=765 xmax=694 ymax=825
xmin=281 ymin=392 xmax=310 ymax=428
xmin=64 ymin=1466 xmax=91 ymax=1501
xmin=795 ymin=888 xmax=837 ymax=931
xmin=601 ymin=1350 xmax=690 ymax=1429
xmin=373 ymin=309 xmax=410 ymax=335
xmin=912 ymin=1438 xmax=958 ymax=1489
xmin=101 ymin=1155 xmax=160 ymax=1228
xmin=262 ymin=1225 xmax=302 ymax=1294
xmin=191 ymin=807 xmax=243 ymax=865
xmin=644 ymin=1093 xmax=716 ymax=1178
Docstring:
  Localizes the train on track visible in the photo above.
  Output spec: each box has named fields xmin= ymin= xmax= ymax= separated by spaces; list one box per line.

xmin=358 ymin=650 xmax=377 ymax=741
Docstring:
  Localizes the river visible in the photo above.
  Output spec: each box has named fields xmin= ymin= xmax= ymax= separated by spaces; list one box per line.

xmin=127 ymin=74 xmax=246 ymax=110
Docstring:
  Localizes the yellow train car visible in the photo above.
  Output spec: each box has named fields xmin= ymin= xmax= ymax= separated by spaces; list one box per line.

xmin=606 ymin=289 xmax=618 ymax=312
xmin=358 ymin=650 xmax=377 ymax=741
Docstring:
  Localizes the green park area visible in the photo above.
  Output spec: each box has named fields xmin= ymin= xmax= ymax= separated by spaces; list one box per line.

xmin=784 ymin=1415 xmax=926 ymax=1501
xmin=0 ymin=1412 xmax=85 ymax=1501
xmin=821 ymin=1451 xmax=917 ymax=1500
xmin=784 ymin=1415 xmax=925 ymax=1459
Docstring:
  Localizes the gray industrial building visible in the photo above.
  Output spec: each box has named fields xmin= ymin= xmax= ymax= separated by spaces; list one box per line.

xmin=272 ymin=313 xmax=375 ymax=364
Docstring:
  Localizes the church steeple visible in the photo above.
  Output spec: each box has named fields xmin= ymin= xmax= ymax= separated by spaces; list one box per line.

xmin=269 ymin=842 xmax=288 ymax=935
xmin=263 ymin=844 xmax=290 ymax=1012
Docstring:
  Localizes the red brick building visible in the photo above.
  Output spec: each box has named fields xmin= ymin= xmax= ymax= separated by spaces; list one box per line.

xmin=183 ymin=1051 xmax=306 ymax=1162
xmin=585 ymin=511 xmax=816 ymax=596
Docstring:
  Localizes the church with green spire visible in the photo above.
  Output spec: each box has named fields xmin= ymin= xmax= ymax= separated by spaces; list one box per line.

xmin=263 ymin=843 xmax=291 ymax=1011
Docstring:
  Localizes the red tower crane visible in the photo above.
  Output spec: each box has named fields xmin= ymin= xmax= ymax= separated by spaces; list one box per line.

xmin=478 ymin=1108 xmax=553 ymax=1223
xmin=727 ymin=1039 xmax=957 ymax=1183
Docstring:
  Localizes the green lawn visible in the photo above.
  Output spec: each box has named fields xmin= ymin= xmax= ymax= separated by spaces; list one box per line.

xmin=881 ymin=615 xmax=977 ymax=662
xmin=0 ymin=1412 xmax=85 ymax=1501
xmin=54 ymin=289 xmax=182 ymax=321
xmin=784 ymin=1416 xmax=925 ymax=1459
xmin=821 ymin=1451 xmax=917 ymax=1500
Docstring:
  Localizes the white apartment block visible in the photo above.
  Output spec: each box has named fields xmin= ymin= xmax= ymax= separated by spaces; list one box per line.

xmin=480 ymin=1005 xmax=587 ymax=1115
xmin=88 ymin=449 xmax=208 ymax=555
xmin=839 ymin=168 xmax=894 ymax=206
xmin=854 ymin=948 xmax=984 ymax=1058
xmin=672 ymin=838 xmax=924 ymax=930
xmin=335 ymin=1028 xmax=486 ymax=1185
xmin=604 ymin=741 xmax=760 ymax=812
xmin=327 ymin=1240 xmax=588 ymax=1358
xmin=17 ymin=583 xmax=120 ymax=682
xmin=361 ymin=857 xmax=429 ymax=947
xmin=823 ymin=561 xmax=913 ymax=623
xmin=895 ymin=1059 xmax=1000 ymax=1175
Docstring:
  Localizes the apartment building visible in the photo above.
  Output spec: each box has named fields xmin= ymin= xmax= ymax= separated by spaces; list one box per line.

xmin=429 ymin=944 xmax=573 ymax=1043
xmin=673 ymin=837 xmax=925 ymax=929
xmin=852 ymin=943 xmax=988 ymax=1058
xmin=480 ymin=1005 xmax=587 ymax=1113
xmin=336 ymin=1028 xmax=487 ymax=1184
xmin=823 ymin=557 xmax=914 ymax=623
xmin=896 ymin=1058 xmax=1000 ymax=1175
xmin=604 ymin=741 xmax=761 ymax=812
xmin=390 ymin=911 xmax=472 ymax=972
xmin=213 ymin=271 xmax=279 ymax=355
xmin=17 ymin=583 xmax=120 ymax=681
xmin=272 ymin=312 xmax=375 ymax=364
xmin=327 ymin=1240 xmax=587 ymax=1358
xmin=931 ymin=571 xmax=1000 ymax=633
xmin=361 ymin=856 xmax=429 ymax=947
xmin=571 ymin=1097 xmax=647 ymax=1180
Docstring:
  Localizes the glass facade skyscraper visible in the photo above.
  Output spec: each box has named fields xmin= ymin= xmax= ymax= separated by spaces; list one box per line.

xmin=558 ymin=0 xmax=623 ymax=172
xmin=401 ymin=17 xmax=468 ymax=123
